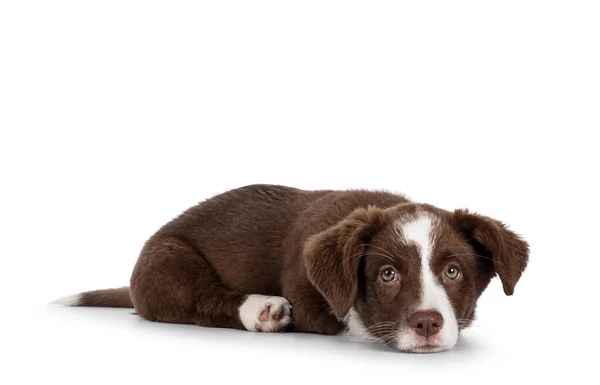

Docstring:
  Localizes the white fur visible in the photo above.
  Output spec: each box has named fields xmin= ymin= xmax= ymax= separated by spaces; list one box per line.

xmin=397 ymin=215 xmax=459 ymax=352
xmin=341 ymin=307 xmax=369 ymax=338
xmin=238 ymin=294 xmax=291 ymax=332
xmin=50 ymin=293 xmax=81 ymax=306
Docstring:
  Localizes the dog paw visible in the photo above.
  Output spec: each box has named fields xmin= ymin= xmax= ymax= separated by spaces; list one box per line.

xmin=239 ymin=295 xmax=292 ymax=332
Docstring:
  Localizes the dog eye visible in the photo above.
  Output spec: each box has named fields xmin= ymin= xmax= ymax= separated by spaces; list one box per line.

xmin=443 ymin=266 xmax=461 ymax=280
xmin=380 ymin=268 xmax=397 ymax=282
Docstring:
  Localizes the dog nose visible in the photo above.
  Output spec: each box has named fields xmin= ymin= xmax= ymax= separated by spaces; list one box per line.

xmin=409 ymin=311 xmax=444 ymax=338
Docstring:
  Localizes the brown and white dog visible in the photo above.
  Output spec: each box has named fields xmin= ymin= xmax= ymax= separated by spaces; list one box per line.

xmin=53 ymin=184 xmax=529 ymax=353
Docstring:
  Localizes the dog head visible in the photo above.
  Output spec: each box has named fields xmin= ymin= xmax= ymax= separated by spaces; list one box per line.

xmin=303 ymin=203 xmax=529 ymax=353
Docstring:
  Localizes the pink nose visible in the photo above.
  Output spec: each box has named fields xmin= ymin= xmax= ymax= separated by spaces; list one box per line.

xmin=409 ymin=311 xmax=444 ymax=338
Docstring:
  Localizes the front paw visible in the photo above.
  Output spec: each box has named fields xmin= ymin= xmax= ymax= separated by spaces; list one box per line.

xmin=239 ymin=295 xmax=292 ymax=332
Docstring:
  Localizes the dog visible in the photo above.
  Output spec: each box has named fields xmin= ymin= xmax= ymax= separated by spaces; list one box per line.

xmin=53 ymin=184 xmax=529 ymax=353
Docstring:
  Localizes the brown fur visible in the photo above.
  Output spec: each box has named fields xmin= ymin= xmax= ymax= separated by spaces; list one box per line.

xmin=66 ymin=184 xmax=529 ymax=347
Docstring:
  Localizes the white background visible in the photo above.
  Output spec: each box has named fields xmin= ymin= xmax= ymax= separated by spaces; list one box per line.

xmin=1 ymin=1 xmax=598 ymax=384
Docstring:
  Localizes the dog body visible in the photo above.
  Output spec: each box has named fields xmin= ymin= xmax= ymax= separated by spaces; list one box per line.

xmin=55 ymin=184 xmax=529 ymax=352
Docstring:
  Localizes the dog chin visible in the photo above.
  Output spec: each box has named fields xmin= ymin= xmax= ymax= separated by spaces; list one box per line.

xmin=395 ymin=332 xmax=455 ymax=353
xmin=403 ymin=344 xmax=449 ymax=354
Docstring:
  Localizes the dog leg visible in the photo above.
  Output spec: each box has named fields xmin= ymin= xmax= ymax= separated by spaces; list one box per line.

xmin=130 ymin=235 xmax=247 ymax=329
xmin=283 ymin=283 xmax=345 ymax=335
xmin=130 ymin=235 xmax=291 ymax=332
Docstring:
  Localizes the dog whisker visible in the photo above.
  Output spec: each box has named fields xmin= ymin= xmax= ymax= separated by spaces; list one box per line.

xmin=343 ymin=250 xmax=396 ymax=264
xmin=357 ymin=244 xmax=397 ymax=260
xmin=366 ymin=327 xmax=397 ymax=334
xmin=366 ymin=322 xmax=396 ymax=331
xmin=367 ymin=252 xmax=397 ymax=263
xmin=445 ymin=253 xmax=503 ymax=266
xmin=378 ymin=331 xmax=399 ymax=346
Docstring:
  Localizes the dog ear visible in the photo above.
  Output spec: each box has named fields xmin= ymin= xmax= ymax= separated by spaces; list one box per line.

xmin=452 ymin=209 xmax=529 ymax=295
xmin=303 ymin=206 xmax=384 ymax=318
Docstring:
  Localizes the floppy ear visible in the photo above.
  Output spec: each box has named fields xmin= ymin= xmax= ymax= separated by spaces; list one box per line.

xmin=453 ymin=209 xmax=530 ymax=296
xmin=303 ymin=206 xmax=384 ymax=318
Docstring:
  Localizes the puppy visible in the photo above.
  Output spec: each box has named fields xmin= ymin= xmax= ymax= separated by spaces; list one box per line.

xmin=54 ymin=184 xmax=529 ymax=353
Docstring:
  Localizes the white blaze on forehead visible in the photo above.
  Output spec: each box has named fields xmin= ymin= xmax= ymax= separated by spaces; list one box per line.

xmin=397 ymin=214 xmax=459 ymax=351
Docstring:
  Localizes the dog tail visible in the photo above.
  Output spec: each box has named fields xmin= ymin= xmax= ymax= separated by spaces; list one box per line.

xmin=50 ymin=286 xmax=133 ymax=308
